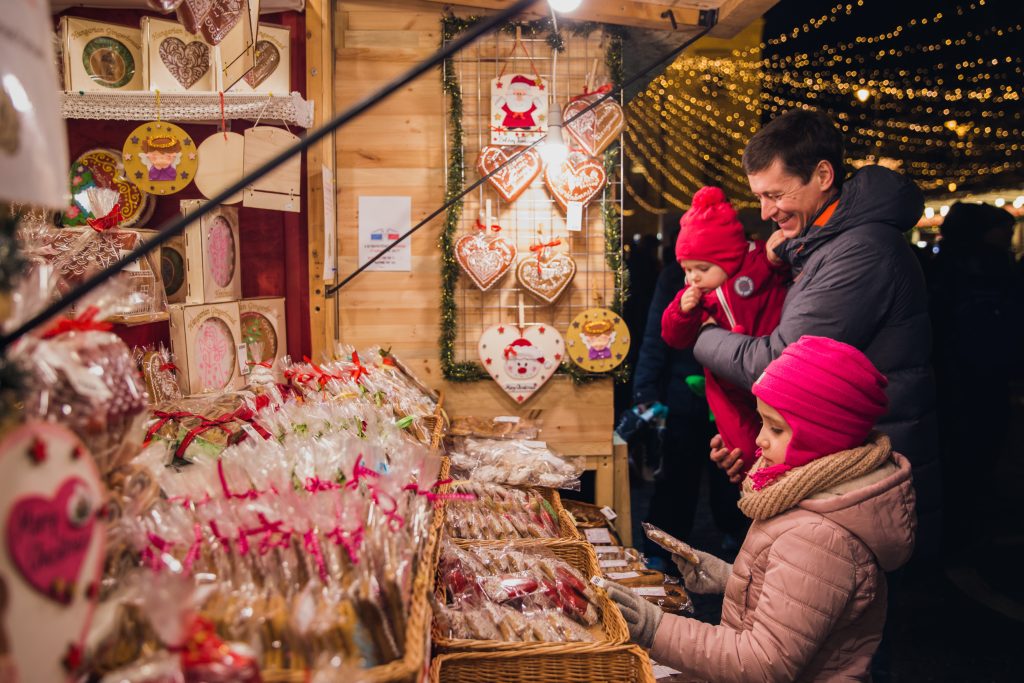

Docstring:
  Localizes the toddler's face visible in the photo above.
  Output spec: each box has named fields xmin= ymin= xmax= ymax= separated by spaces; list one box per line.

xmin=681 ymin=259 xmax=727 ymax=291
xmin=755 ymin=398 xmax=792 ymax=466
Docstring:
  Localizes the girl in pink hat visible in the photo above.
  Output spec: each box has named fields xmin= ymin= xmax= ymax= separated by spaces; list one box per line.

xmin=608 ymin=336 xmax=918 ymax=682
xmin=661 ymin=186 xmax=790 ymax=480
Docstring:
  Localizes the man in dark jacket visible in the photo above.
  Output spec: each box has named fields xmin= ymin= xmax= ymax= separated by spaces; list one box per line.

xmin=693 ymin=109 xmax=940 ymax=559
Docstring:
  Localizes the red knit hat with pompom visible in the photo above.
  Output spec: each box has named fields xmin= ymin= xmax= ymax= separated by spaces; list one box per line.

xmin=675 ymin=186 xmax=748 ymax=277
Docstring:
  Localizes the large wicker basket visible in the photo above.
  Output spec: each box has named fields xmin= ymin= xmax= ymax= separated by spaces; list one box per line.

xmin=430 ymin=644 xmax=656 ymax=683
xmin=433 ymin=539 xmax=629 ymax=653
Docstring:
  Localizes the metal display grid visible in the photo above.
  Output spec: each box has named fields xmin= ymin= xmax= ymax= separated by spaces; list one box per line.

xmin=444 ymin=27 xmax=624 ymax=368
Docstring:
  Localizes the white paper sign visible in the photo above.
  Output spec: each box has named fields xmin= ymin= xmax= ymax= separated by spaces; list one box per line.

xmin=358 ymin=196 xmax=412 ymax=271
xmin=594 ymin=545 xmax=623 ymax=554
xmin=322 ymin=165 xmax=337 ymax=280
xmin=584 ymin=527 xmax=613 ymax=545
xmin=0 ymin=1 xmax=70 ymax=208
xmin=633 ymin=586 xmax=667 ymax=597
xmin=606 ymin=571 xmax=641 ymax=580
xmin=599 ymin=559 xmax=628 ymax=569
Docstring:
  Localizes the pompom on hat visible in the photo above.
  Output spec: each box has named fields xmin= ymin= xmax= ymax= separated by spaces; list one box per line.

xmin=750 ymin=336 xmax=889 ymax=490
xmin=675 ymin=186 xmax=748 ymax=277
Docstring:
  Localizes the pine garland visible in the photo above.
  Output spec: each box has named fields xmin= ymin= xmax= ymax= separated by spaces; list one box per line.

xmin=440 ymin=15 xmax=629 ymax=385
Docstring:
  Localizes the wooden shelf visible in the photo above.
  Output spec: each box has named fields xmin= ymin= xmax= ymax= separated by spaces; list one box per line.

xmin=61 ymin=90 xmax=314 ymax=129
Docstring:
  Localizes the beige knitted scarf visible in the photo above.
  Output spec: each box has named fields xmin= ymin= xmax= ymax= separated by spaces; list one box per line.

xmin=738 ymin=432 xmax=893 ymax=521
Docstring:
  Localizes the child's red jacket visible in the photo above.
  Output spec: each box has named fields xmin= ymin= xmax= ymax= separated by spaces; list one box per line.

xmin=661 ymin=240 xmax=789 ymax=472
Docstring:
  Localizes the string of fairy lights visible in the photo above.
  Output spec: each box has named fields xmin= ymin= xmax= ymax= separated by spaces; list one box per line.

xmin=625 ymin=0 xmax=1024 ymax=214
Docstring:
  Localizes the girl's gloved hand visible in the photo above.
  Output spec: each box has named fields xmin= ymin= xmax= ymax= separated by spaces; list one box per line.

xmin=604 ymin=581 xmax=664 ymax=649
xmin=673 ymin=548 xmax=732 ymax=595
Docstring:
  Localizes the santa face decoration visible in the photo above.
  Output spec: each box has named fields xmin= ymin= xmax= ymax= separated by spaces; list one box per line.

xmin=491 ymin=74 xmax=548 ymax=146
xmin=478 ymin=324 xmax=564 ymax=403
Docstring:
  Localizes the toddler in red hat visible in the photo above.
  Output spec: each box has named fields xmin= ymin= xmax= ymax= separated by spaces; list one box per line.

xmin=661 ymin=186 xmax=789 ymax=476
xmin=607 ymin=336 xmax=917 ymax=682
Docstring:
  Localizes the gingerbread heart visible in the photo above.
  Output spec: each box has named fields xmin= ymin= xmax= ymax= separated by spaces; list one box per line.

xmin=517 ymin=253 xmax=576 ymax=304
xmin=544 ymin=152 xmax=608 ymax=212
xmin=478 ymin=324 xmax=565 ymax=403
xmin=476 ymin=146 xmax=543 ymax=202
xmin=563 ymin=95 xmax=625 ymax=156
xmin=455 ymin=234 xmax=516 ymax=291
xmin=243 ymin=40 xmax=281 ymax=88
xmin=158 ymin=37 xmax=211 ymax=90
xmin=178 ymin=0 xmax=245 ymax=46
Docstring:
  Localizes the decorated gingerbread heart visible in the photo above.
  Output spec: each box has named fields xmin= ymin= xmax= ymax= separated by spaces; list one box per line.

xmin=0 ymin=421 xmax=105 ymax=681
xmin=158 ymin=37 xmax=211 ymax=90
xmin=563 ymin=93 xmax=625 ymax=157
xmin=476 ymin=146 xmax=543 ymax=202
xmin=478 ymin=324 xmax=565 ymax=403
xmin=543 ymin=151 xmax=607 ymax=213
xmin=516 ymin=239 xmax=576 ymax=304
xmin=455 ymin=232 xmax=517 ymax=291
xmin=243 ymin=40 xmax=281 ymax=88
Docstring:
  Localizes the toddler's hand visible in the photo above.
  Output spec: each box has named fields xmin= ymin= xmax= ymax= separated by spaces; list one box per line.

xmin=766 ymin=230 xmax=787 ymax=265
xmin=680 ymin=286 xmax=702 ymax=313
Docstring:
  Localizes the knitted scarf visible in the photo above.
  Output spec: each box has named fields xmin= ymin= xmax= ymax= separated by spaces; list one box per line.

xmin=738 ymin=432 xmax=893 ymax=521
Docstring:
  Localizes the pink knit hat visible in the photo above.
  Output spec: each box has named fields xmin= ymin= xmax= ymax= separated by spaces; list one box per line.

xmin=675 ymin=186 xmax=748 ymax=277
xmin=749 ymin=336 xmax=889 ymax=490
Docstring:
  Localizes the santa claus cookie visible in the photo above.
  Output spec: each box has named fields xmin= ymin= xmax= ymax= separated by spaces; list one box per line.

xmin=478 ymin=324 xmax=564 ymax=403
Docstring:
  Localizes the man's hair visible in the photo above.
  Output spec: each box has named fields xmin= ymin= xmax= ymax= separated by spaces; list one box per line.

xmin=742 ymin=109 xmax=846 ymax=189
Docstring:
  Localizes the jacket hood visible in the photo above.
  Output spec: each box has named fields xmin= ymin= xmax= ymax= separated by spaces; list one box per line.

xmin=779 ymin=165 xmax=925 ymax=269
xmin=799 ymin=452 xmax=917 ymax=571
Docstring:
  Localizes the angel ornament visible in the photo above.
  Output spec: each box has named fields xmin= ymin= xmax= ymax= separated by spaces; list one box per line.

xmin=139 ymin=135 xmax=183 ymax=181
xmin=122 ymin=120 xmax=198 ymax=195
xmin=580 ymin=318 xmax=615 ymax=361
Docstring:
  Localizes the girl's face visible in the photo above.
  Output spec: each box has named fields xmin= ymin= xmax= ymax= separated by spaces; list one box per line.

xmin=680 ymin=259 xmax=727 ymax=291
xmin=755 ymin=398 xmax=793 ymax=466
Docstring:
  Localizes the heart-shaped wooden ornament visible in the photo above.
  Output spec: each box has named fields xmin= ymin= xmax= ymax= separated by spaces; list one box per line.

xmin=476 ymin=146 xmax=543 ymax=202
xmin=243 ymin=40 xmax=281 ymax=88
xmin=158 ymin=37 xmax=211 ymax=89
xmin=563 ymin=95 xmax=626 ymax=156
xmin=0 ymin=421 xmax=105 ymax=682
xmin=517 ymin=251 xmax=576 ymax=304
xmin=544 ymin=151 xmax=608 ymax=213
xmin=478 ymin=323 xmax=565 ymax=403
xmin=455 ymin=234 xmax=517 ymax=291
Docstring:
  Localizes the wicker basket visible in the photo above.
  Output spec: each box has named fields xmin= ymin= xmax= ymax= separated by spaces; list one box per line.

xmin=429 ymin=644 xmax=656 ymax=683
xmin=447 ymin=485 xmax=583 ymax=547
xmin=433 ymin=540 xmax=629 ymax=653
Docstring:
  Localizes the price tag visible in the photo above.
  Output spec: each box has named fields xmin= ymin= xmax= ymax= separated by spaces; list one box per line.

xmin=633 ymin=586 xmax=667 ymax=597
xmin=599 ymin=559 xmax=628 ymax=569
xmin=241 ymin=423 xmax=262 ymax=441
xmin=584 ymin=528 xmax=613 ymax=545
xmin=493 ymin=416 xmax=520 ymax=423
xmin=600 ymin=505 xmax=618 ymax=521
xmin=237 ymin=344 xmax=250 ymax=375
xmin=606 ymin=571 xmax=641 ymax=580
xmin=594 ymin=545 xmax=622 ymax=555
xmin=566 ymin=201 xmax=583 ymax=231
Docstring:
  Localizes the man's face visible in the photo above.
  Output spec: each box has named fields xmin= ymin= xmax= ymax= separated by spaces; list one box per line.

xmin=748 ymin=158 xmax=835 ymax=239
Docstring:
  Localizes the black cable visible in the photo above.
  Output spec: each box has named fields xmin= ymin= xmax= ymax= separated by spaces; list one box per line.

xmin=0 ymin=0 xmax=536 ymax=351
xmin=325 ymin=18 xmax=717 ymax=297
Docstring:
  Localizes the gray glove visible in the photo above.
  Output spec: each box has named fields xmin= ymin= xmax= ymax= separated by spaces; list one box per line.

xmin=604 ymin=581 xmax=664 ymax=649
xmin=673 ymin=548 xmax=732 ymax=595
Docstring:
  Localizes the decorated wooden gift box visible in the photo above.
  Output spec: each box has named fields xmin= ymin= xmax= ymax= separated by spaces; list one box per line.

xmin=60 ymin=16 xmax=144 ymax=92
xmin=141 ymin=16 xmax=217 ymax=92
xmin=238 ymin=296 xmax=287 ymax=367
xmin=179 ymin=200 xmax=243 ymax=303
xmin=226 ymin=22 xmax=291 ymax=95
xmin=168 ymin=302 xmax=245 ymax=395
xmin=160 ymin=234 xmax=187 ymax=304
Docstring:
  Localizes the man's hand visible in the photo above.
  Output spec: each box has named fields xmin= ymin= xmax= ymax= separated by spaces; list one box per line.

xmin=680 ymin=286 xmax=702 ymax=313
xmin=709 ymin=434 xmax=745 ymax=484
xmin=766 ymin=230 xmax=787 ymax=266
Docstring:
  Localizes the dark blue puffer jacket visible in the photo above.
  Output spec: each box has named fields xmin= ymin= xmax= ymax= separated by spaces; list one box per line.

xmin=694 ymin=165 xmax=940 ymax=559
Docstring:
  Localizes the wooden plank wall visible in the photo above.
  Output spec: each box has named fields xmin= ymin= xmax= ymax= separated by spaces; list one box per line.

xmin=334 ymin=0 xmax=613 ymax=454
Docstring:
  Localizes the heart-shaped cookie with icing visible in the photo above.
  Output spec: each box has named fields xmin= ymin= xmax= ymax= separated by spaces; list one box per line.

xmin=563 ymin=94 xmax=625 ymax=156
xmin=244 ymin=40 xmax=281 ymax=88
xmin=455 ymin=234 xmax=517 ymax=291
xmin=476 ymin=146 xmax=543 ymax=202
xmin=478 ymin=323 xmax=564 ymax=403
xmin=517 ymin=252 xmax=576 ymax=304
xmin=159 ymin=37 xmax=211 ymax=90
xmin=544 ymin=152 xmax=607 ymax=213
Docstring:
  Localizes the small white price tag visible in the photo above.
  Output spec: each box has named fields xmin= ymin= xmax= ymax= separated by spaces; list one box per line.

xmin=594 ymin=545 xmax=622 ymax=555
xmin=600 ymin=505 xmax=618 ymax=521
xmin=599 ymin=559 xmax=628 ymax=569
xmin=241 ymin=423 xmax=262 ymax=441
xmin=584 ymin=528 xmax=614 ymax=545
xmin=566 ymin=201 xmax=583 ymax=231
xmin=606 ymin=571 xmax=641 ymax=580
xmin=493 ymin=416 xmax=520 ymax=423
xmin=633 ymin=586 xmax=667 ymax=597
xmin=237 ymin=344 xmax=250 ymax=375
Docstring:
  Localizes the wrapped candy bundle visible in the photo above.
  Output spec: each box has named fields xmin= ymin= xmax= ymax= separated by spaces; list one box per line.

xmin=444 ymin=480 xmax=560 ymax=541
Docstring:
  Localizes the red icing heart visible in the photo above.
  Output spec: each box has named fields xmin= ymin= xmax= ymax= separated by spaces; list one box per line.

xmin=543 ymin=152 xmax=608 ymax=213
xmin=6 ymin=478 xmax=96 ymax=604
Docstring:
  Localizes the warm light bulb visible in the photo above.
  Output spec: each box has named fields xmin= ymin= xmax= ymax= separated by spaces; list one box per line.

xmin=540 ymin=104 xmax=569 ymax=167
xmin=939 ymin=205 xmax=950 ymax=217
xmin=1014 ymin=196 xmax=1024 ymax=209
xmin=855 ymin=88 xmax=871 ymax=102
xmin=547 ymin=0 xmax=582 ymax=12
xmin=947 ymin=181 xmax=957 ymax=192
xmin=924 ymin=207 xmax=935 ymax=218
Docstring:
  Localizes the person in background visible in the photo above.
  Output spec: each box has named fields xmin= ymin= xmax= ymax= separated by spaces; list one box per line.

xmin=631 ymin=222 xmax=748 ymax=568
xmin=608 ymin=336 xmax=917 ymax=682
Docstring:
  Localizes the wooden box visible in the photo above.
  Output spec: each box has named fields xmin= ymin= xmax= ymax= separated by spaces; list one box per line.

xmin=141 ymin=16 xmax=216 ymax=93
xmin=179 ymin=200 xmax=242 ymax=304
xmin=60 ymin=16 xmax=144 ymax=92
xmin=226 ymin=23 xmax=290 ymax=95
xmin=168 ymin=302 xmax=245 ymax=395
xmin=160 ymin=234 xmax=188 ymax=304
xmin=238 ymin=297 xmax=287 ymax=366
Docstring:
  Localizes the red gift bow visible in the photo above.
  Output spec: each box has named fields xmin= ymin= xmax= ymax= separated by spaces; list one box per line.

xmin=474 ymin=218 xmax=503 ymax=232
xmin=529 ymin=238 xmax=562 ymax=275
xmin=348 ymin=351 xmax=370 ymax=383
xmin=570 ymin=83 xmax=614 ymax=102
xmin=86 ymin=202 xmax=122 ymax=232
xmin=246 ymin=360 xmax=273 ymax=369
xmin=41 ymin=305 xmax=112 ymax=339
xmin=158 ymin=362 xmax=178 ymax=373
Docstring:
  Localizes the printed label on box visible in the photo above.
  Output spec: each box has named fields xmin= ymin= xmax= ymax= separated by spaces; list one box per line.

xmin=633 ymin=586 xmax=667 ymax=597
xmin=584 ymin=528 xmax=614 ymax=545
xmin=600 ymin=505 xmax=618 ymax=521
xmin=599 ymin=559 xmax=628 ymax=569
xmin=594 ymin=545 xmax=622 ymax=555
xmin=606 ymin=571 xmax=641 ymax=580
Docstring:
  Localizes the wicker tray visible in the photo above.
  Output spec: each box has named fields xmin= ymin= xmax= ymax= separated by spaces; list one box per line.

xmin=430 ymin=644 xmax=656 ymax=683
xmin=433 ymin=540 xmax=629 ymax=653
xmin=447 ymin=485 xmax=583 ymax=547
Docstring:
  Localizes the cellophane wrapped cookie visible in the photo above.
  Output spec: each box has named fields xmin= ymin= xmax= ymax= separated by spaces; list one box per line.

xmin=449 ymin=436 xmax=582 ymax=489
xmin=444 ymin=480 xmax=561 ymax=541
